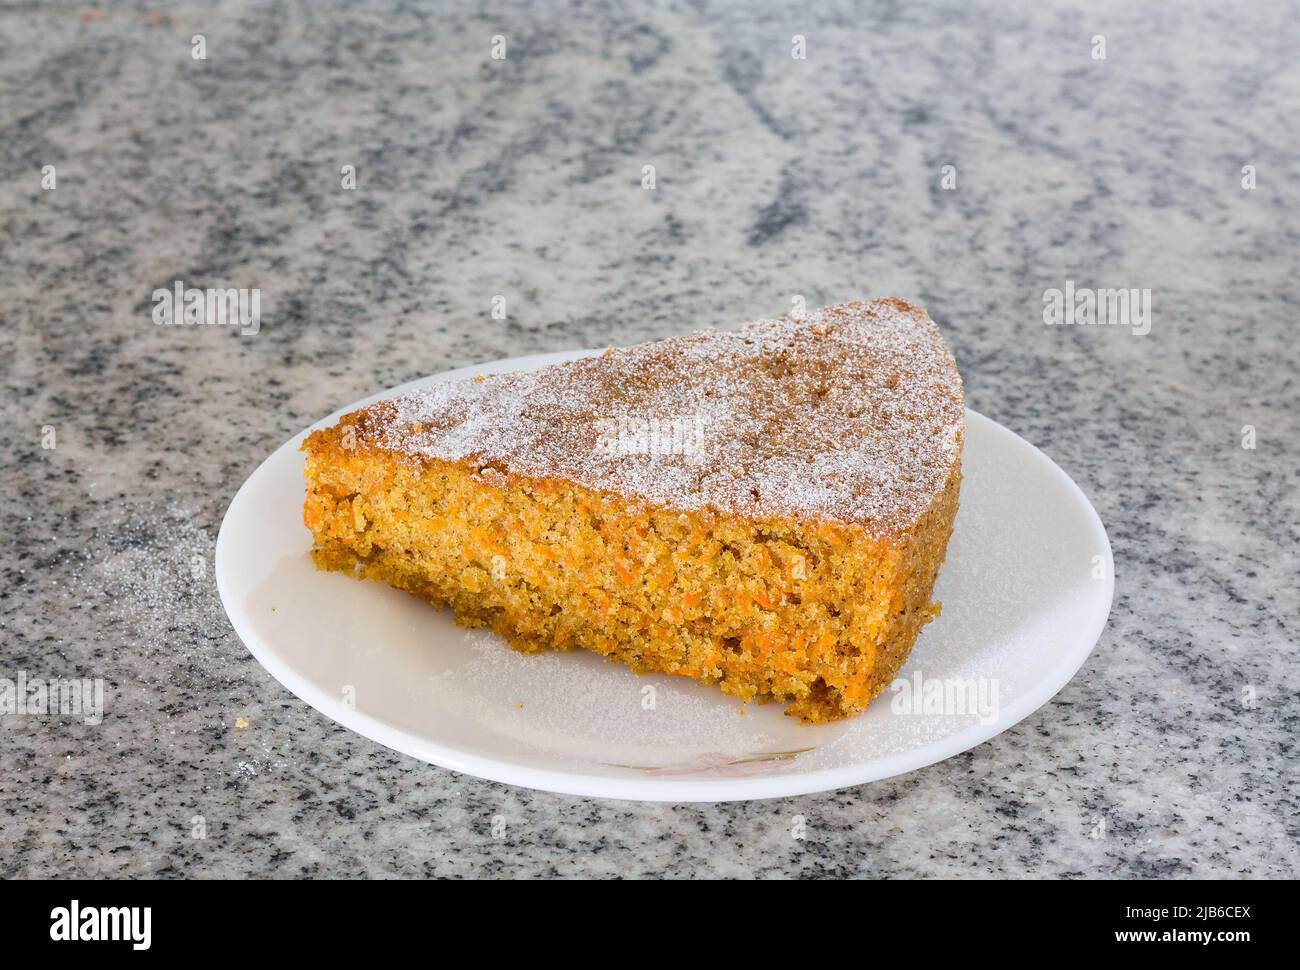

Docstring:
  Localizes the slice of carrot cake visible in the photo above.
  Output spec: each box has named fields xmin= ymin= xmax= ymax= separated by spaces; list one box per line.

xmin=302 ymin=298 xmax=964 ymax=722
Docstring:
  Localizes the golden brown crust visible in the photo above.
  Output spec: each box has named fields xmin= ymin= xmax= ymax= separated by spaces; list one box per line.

xmin=306 ymin=297 xmax=963 ymax=538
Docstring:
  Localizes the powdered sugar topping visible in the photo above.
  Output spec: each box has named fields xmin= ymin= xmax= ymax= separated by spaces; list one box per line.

xmin=346 ymin=299 xmax=964 ymax=535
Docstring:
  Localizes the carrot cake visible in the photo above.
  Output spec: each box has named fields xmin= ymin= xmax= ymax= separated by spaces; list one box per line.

xmin=301 ymin=298 xmax=964 ymax=722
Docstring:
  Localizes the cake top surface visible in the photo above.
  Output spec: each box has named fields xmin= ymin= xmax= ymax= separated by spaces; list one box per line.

xmin=335 ymin=298 xmax=964 ymax=535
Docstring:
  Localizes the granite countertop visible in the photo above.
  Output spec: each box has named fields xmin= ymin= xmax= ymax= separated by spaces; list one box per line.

xmin=3 ymin=0 xmax=1297 ymax=878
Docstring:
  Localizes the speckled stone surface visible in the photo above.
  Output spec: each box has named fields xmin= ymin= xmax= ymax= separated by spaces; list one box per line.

xmin=2 ymin=0 xmax=1297 ymax=878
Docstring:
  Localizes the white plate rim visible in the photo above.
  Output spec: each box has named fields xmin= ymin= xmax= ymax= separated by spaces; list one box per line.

xmin=216 ymin=350 xmax=1114 ymax=802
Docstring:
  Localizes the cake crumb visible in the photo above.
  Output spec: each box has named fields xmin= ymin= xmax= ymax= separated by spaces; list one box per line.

xmin=300 ymin=299 xmax=964 ymax=721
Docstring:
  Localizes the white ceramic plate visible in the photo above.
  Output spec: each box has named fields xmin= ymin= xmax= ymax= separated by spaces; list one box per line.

xmin=217 ymin=350 xmax=1113 ymax=802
